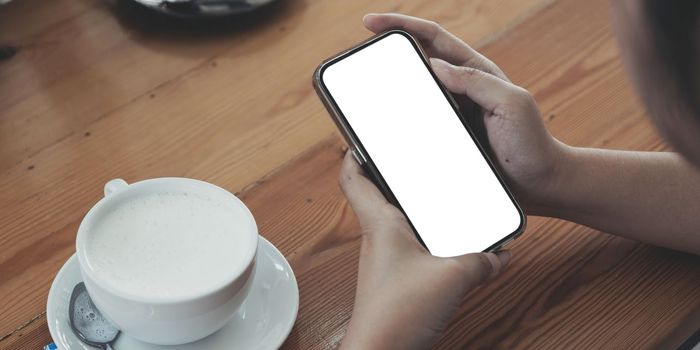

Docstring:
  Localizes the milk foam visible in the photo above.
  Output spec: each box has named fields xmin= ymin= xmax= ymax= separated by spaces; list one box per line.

xmin=85 ymin=191 xmax=254 ymax=298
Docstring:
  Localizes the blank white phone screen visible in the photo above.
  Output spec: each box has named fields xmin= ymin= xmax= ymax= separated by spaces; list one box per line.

xmin=321 ymin=32 xmax=522 ymax=257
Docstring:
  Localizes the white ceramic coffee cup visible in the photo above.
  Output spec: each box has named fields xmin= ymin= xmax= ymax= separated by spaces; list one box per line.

xmin=75 ymin=178 xmax=258 ymax=345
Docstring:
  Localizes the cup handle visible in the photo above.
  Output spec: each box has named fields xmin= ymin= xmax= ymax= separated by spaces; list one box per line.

xmin=104 ymin=179 xmax=128 ymax=197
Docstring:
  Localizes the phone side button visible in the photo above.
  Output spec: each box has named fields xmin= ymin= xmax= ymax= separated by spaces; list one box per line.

xmin=494 ymin=237 xmax=515 ymax=251
xmin=350 ymin=147 xmax=366 ymax=164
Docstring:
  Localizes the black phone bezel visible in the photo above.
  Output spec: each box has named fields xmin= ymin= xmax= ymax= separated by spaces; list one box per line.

xmin=312 ymin=29 xmax=526 ymax=254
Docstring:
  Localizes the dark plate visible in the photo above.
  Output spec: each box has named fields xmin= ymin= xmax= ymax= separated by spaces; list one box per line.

xmin=130 ymin=0 xmax=279 ymax=19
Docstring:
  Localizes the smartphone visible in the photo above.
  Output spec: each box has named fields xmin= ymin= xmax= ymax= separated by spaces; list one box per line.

xmin=313 ymin=30 xmax=525 ymax=257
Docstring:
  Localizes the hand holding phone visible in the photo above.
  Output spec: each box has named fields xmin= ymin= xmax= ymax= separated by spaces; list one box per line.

xmin=338 ymin=147 xmax=511 ymax=350
xmin=361 ymin=13 xmax=567 ymax=213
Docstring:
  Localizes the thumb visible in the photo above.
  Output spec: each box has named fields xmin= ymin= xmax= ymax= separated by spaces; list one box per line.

xmin=430 ymin=58 xmax=528 ymax=116
xmin=451 ymin=250 xmax=512 ymax=285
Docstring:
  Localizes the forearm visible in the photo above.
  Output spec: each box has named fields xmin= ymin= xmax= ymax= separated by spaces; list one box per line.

xmin=531 ymin=146 xmax=700 ymax=254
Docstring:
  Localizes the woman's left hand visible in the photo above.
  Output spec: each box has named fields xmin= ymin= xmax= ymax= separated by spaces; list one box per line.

xmin=338 ymin=151 xmax=511 ymax=350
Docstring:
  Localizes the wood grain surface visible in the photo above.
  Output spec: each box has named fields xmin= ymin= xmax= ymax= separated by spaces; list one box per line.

xmin=1 ymin=0 xmax=699 ymax=349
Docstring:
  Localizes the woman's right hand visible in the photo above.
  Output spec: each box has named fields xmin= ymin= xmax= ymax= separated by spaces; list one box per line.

xmin=364 ymin=13 xmax=571 ymax=210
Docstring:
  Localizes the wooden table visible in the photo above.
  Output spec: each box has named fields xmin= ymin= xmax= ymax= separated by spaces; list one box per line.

xmin=1 ymin=0 xmax=699 ymax=348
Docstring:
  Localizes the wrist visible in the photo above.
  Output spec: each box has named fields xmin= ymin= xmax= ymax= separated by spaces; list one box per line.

xmin=524 ymin=141 xmax=581 ymax=217
xmin=340 ymin=321 xmax=391 ymax=350
xmin=340 ymin=312 xmax=436 ymax=350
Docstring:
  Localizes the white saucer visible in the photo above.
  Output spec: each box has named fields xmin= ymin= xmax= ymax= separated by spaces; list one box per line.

xmin=47 ymin=236 xmax=298 ymax=350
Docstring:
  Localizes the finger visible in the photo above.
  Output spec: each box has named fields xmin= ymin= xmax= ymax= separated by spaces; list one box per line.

xmin=363 ymin=13 xmax=508 ymax=81
xmin=431 ymin=58 xmax=530 ymax=116
xmin=452 ymin=250 xmax=512 ymax=284
xmin=339 ymin=150 xmax=392 ymax=225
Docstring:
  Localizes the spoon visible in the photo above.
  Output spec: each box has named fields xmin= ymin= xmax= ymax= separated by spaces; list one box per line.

xmin=69 ymin=282 xmax=120 ymax=350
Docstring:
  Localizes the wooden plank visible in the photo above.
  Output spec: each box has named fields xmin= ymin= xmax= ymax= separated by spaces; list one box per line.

xmin=0 ymin=0 xmax=551 ymax=343
xmin=0 ymin=312 xmax=50 ymax=350
xmin=0 ymin=0 xmax=96 ymax=42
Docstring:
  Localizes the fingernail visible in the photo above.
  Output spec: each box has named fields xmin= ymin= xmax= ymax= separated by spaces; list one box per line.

xmin=495 ymin=250 xmax=512 ymax=267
